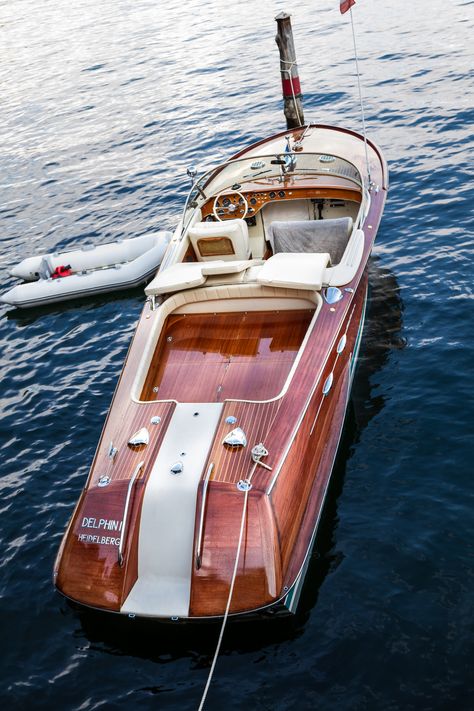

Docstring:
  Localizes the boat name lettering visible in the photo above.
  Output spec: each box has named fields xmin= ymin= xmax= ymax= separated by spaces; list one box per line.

xmin=81 ymin=517 xmax=123 ymax=531
xmin=77 ymin=533 xmax=121 ymax=546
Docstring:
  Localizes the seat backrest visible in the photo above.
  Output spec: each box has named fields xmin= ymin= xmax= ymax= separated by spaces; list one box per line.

xmin=188 ymin=219 xmax=250 ymax=262
xmin=262 ymin=199 xmax=312 ymax=243
xmin=269 ymin=217 xmax=353 ymax=265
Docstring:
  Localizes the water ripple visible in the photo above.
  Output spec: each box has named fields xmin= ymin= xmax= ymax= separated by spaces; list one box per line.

xmin=1 ymin=0 xmax=473 ymax=709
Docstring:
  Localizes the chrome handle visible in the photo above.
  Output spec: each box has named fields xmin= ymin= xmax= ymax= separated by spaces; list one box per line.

xmin=195 ymin=463 xmax=214 ymax=569
xmin=118 ymin=460 xmax=145 ymax=567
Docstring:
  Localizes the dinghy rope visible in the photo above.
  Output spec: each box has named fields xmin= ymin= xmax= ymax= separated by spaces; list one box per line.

xmin=348 ymin=7 xmax=372 ymax=187
xmin=197 ymin=444 xmax=271 ymax=711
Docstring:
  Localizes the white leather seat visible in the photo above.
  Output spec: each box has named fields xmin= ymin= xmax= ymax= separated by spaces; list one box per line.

xmin=257 ymin=252 xmax=330 ymax=291
xmin=188 ymin=219 xmax=250 ymax=261
xmin=145 ymin=259 xmax=262 ymax=296
xmin=145 ymin=262 xmax=207 ymax=296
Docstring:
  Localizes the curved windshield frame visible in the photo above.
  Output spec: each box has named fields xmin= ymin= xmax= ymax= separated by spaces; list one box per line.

xmin=181 ymin=152 xmax=363 ymax=236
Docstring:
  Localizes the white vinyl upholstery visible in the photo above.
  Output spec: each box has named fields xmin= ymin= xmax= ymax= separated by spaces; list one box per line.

xmin=201 ymin=259 xmax=262 ymax=276
xmin=145 ymin=259 xmax=264 ymax=296
xmin=257 ymin=252 xmax=330 ymax=291
xmin=188 ymin=219 xmax=250 ymax=261
xmin=145 ymin=262 xmax=206 ymax=296
xmin=121 ymin=402 xmax=223 ymax=617
xmin=324 ymin=228 xmax=365 ymax=286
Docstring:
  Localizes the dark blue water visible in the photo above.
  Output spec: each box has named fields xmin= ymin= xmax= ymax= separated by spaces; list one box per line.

xmin=1 ymin=1 xmax=473 ymax=709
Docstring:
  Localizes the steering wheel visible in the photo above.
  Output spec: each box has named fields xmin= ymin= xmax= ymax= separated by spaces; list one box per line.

xmin=213 ymin=190 xmax=248 ymax=222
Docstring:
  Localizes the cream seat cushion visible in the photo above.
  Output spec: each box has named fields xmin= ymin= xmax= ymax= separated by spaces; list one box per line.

xmin=145 ymin=259 xmax=263 ymax=296
xmin=257 ymin=252 xmax=330 ymax=291
xmin=145 ymin=262 xmax=206 ymax=296
xmin=201 ymin=259 xmax=262 ymax=276
xmin=188 ymin=219 xmax=250 ymax=261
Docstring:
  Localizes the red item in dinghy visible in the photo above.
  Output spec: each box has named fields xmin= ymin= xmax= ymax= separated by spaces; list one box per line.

xmin=51 ymin=265 xmax=72 ymax=279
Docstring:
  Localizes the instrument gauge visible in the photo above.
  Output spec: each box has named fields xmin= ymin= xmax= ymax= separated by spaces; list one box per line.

xmin=269 ymin=191 xmax=276 ymax=199
xmin=222 ymin=197 xmax=231 ymax=207
xmin=278 ymin=190 xmax=286 ymax=198
xmin=250 ymin=197 xmax=257 ymax=205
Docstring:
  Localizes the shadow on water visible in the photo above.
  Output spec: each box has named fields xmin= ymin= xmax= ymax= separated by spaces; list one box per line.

xmin=296 ymin=256 xmax=405 ymax=621
xmin=350 ymin=256 xmax=406 ymax=433
xmin=72 ymin=257 xmax=404 ymax=662
xmin=75 ymin=606 xmax=303 ymax=665
xmin=3 ymin=286 xmax=145 ymax=326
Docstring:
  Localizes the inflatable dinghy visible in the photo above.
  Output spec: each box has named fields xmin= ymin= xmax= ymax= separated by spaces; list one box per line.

xmin=1 ymin=232 xmax=171 ymax=308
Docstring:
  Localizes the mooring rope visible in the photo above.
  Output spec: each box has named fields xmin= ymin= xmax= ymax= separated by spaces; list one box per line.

xmin=349 ymin=8 xmax=372 ymax=186
xmin=197 ymin=467 xmax=255 ymax=711
xmin=198 ymin=443 xmax=271 ymax=710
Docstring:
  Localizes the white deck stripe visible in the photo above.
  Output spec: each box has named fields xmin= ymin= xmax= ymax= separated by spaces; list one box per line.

xmin=121 ymin=402 xmax=223 ymax=617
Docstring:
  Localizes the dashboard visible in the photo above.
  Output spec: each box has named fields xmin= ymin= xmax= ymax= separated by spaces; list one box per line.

xmin=200 ymin=184 xmax=361 ymax=222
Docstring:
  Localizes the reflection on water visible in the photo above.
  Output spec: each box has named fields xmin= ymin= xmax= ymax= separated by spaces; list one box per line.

xmin=351 ymin=257 xmax=406 ymax=432
xmin=1 ymin=0 xmax=472 ymax=707
xmin=4 ymin=289 xmax=144 ymax=326
xmin=297 ymin=258 xmax=405 ymax=619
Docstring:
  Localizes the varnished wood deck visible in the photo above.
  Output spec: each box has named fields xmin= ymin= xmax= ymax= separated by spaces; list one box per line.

xmin=140 ymin=310 xmax=314 ymax=403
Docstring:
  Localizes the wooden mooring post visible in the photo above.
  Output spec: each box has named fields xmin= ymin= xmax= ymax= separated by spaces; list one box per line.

xmin=275 ymin=12 xmax=304 ymax=129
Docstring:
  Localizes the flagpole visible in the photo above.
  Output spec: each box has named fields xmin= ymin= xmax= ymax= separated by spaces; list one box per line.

xmin=348 ymin=7 xmax=372 ymax=187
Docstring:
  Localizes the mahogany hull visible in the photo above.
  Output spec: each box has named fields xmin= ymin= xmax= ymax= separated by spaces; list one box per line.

xmin=54 ymin=123 xmax=387 ymax=620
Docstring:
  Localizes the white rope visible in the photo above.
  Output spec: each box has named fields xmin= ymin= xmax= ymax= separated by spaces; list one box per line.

xmin=349 ymin=8 xmax=372 ymax=186
xmin=197 ymin=463 xmax=257 ymax=711
xmin=280 ymin=58 xmax=303 ymax=127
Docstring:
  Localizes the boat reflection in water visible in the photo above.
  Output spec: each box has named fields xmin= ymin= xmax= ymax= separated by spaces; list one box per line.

xmin=54 ymin=124 xmax=390 ymax=625
xmin=295 ymin=257 xmax=405 ymax=621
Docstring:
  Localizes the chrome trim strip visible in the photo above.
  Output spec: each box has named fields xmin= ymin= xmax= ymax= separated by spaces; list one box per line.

xmin=195 ymin=463 xmax=214 ymax=569
xmin=350 ymin=287 xmax=368 ymax=380
xmin=118 ymin=460 xmax=145 ymax=567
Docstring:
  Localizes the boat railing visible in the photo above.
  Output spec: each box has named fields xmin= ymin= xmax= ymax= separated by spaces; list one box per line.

xmin=195 ymin=462 xmax=214 ymax=569
xmin=118 ymin=460 xmax=145 ymax=567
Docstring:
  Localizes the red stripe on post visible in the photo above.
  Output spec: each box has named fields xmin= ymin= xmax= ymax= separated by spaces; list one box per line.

xmin=281 ymin=76 xmax=302 ymax=98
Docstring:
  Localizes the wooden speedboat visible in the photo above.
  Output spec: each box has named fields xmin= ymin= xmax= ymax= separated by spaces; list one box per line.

xmin=54 ymin=124 xmax=388 ymax=620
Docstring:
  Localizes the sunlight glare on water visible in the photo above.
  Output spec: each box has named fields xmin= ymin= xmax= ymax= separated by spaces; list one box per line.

xmin=0 ymin=0 xmax=473 ymax=709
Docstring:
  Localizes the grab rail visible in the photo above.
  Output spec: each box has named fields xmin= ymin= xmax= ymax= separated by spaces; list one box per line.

xmin=118 ymin=460 xmax=145 ymax=566
xmin=195 ymin=462 xmax=214 ymax=569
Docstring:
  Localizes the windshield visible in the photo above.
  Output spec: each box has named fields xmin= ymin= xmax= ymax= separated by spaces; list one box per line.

xmin=181 ymin=152 xmax=363 ymax=235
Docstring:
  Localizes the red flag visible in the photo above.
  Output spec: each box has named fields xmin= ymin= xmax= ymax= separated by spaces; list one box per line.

xmin=340 ymin=0 xmax=355 ymax=13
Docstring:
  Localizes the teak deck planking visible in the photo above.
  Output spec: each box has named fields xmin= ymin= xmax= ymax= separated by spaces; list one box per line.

xmin=140 ymin=310 xmax=314 ymax=403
